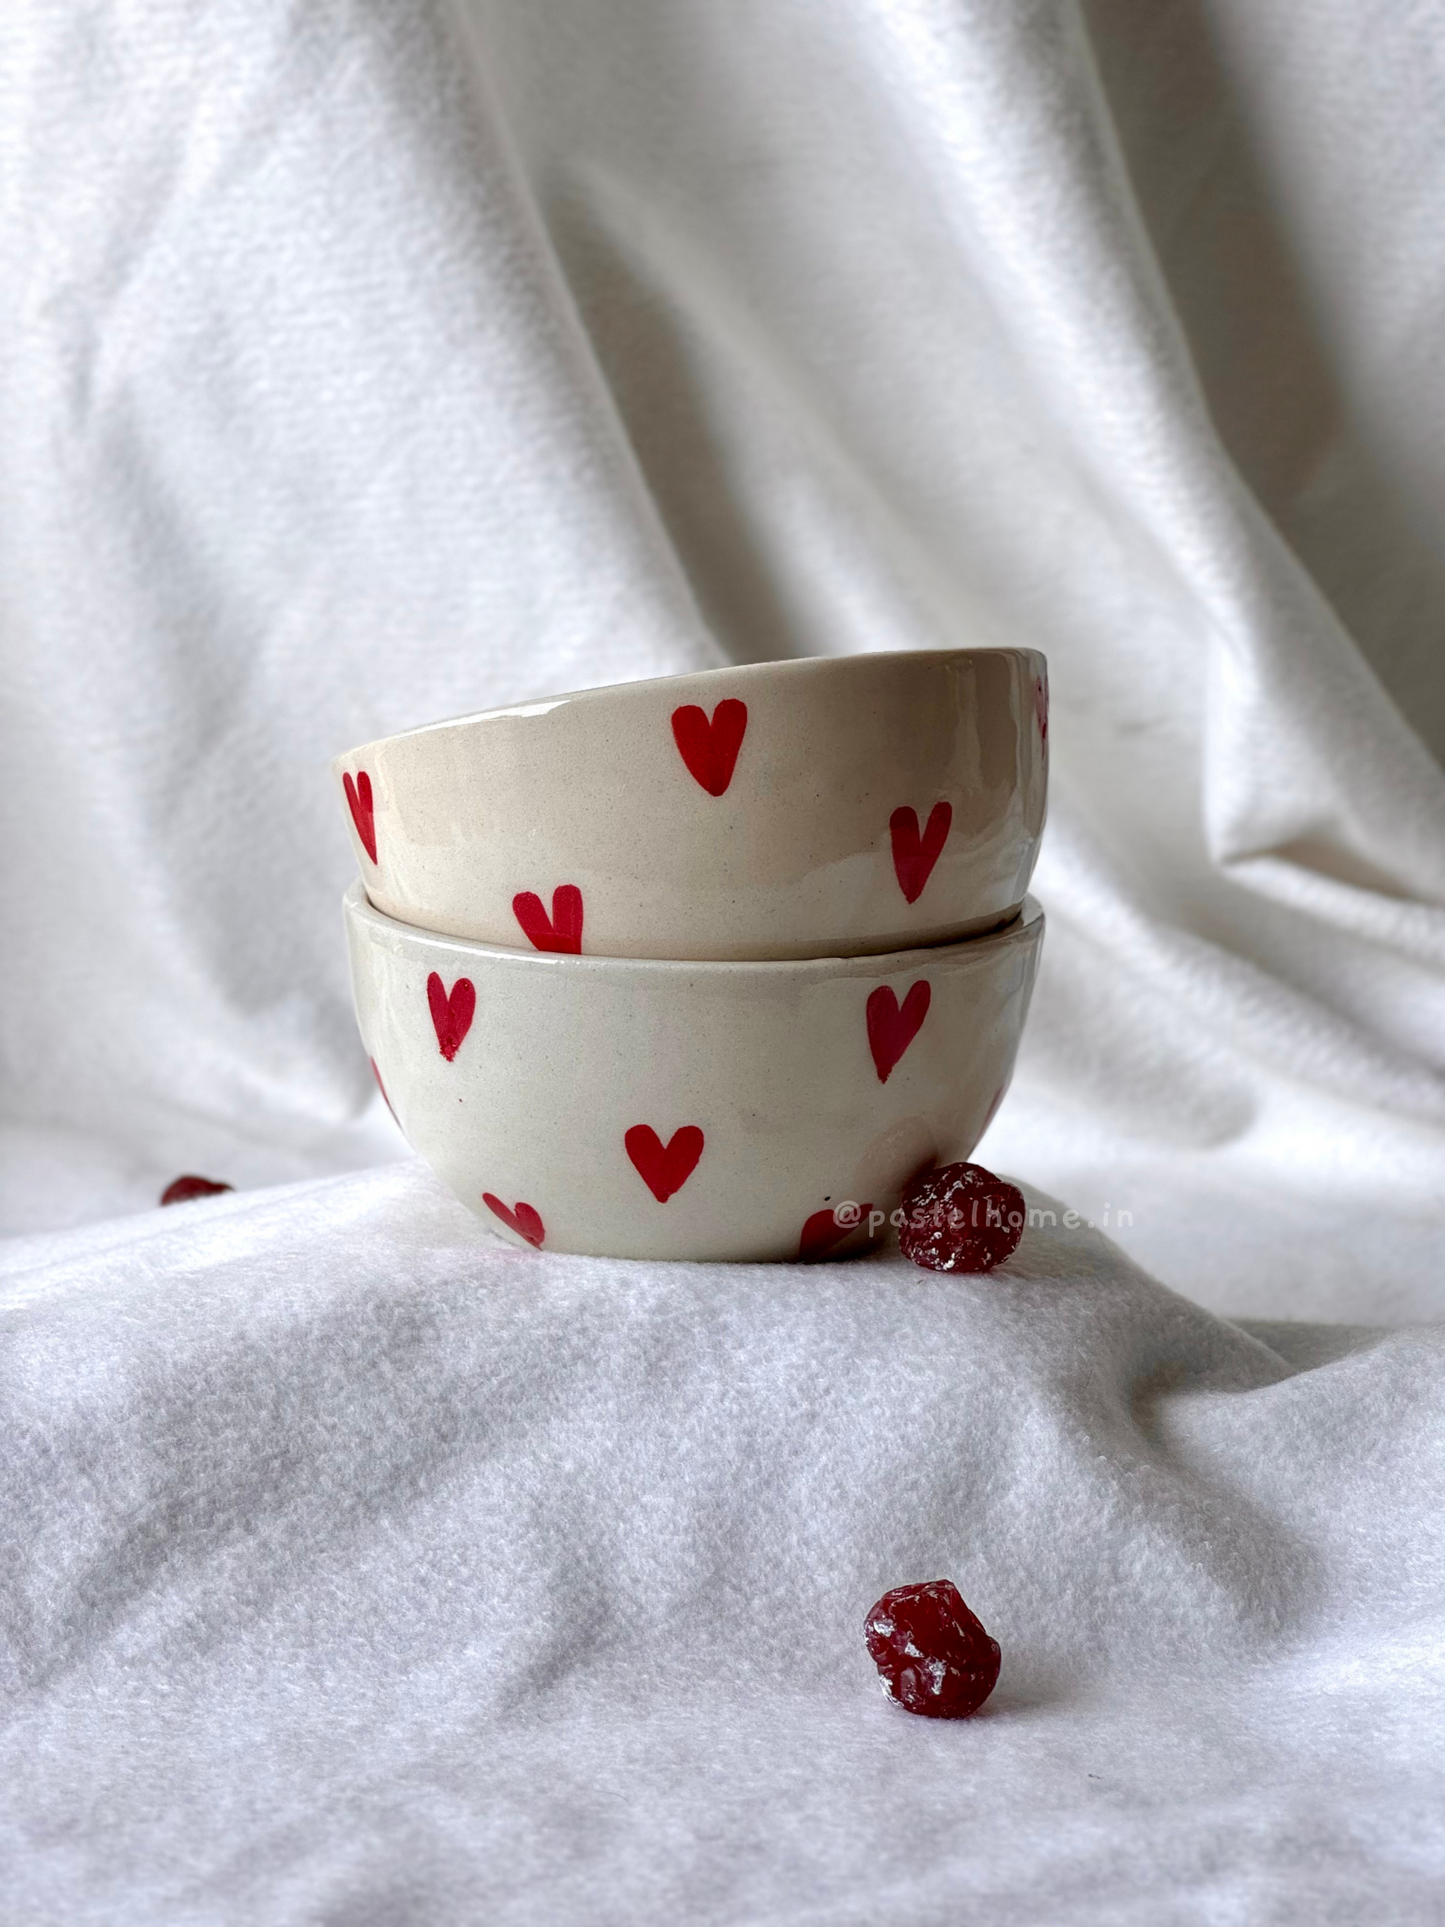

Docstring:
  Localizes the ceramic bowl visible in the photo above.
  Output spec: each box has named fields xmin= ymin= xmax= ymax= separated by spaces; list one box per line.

xmin=346 ymin=882 xmax=1044 ymax=1262
xmin=334 ymin=650 xmax=1047 ymax=962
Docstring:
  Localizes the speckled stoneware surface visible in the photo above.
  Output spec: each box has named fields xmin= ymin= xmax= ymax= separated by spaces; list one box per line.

xmin=345 ymin=883 xmax=1044 ymax=1262
xmin=334 ymin=650 xmax=1048 ymax=962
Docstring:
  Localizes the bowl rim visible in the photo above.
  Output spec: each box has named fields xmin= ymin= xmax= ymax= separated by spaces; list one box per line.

xmin=344 ymin=880 xmax=1044 ymax=979
xmin=333 ymin=646 xmax=1048 ymax=769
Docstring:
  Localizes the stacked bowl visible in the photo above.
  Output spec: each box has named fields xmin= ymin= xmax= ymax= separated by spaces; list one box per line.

xmin=334 ymin=650 xmax=1047 ymax=1261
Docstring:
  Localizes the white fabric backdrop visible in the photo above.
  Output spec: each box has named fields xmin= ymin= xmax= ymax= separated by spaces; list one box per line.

xmin=3 ymin=1 xmax=1443 ymax=1918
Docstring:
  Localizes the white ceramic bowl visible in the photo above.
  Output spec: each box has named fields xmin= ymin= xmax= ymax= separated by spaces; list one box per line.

xmin=346 ymin=883 xmax=1044 ymax=1262
xmin=335 ymin=650 xmax=1047 ymax=962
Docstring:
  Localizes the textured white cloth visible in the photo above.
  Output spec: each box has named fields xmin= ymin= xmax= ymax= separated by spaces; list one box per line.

xmin=3 ymin=0 xmax=1444 ymax=1918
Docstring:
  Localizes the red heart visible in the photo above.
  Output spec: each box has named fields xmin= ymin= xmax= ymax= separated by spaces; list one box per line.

xmin=867 ymin=980 xmax=931 ymax=1083
xmin=890 ymin=802 xmax=952 ymax=905
xmin=798 ymin=1203 xmax=874 ymax=1263
xmin=343 ymin=769 xmax=377 ymax=864
xmin=1033 ymin=673 xmax=1049 ymax=746
xmin=671 ymin=698 xmax=748 ymax=797
xmin=369 ymin=1056 xmax=399 ymax=1124
xmin=427 ymin=972 xmax=476 ymax=1062
xmin=625 ymin=1123 xmax=705 ymax=1202
xmin=512 ymin=884 xmax=584 ymax=954
xmin=160 ymin=1174 xmax=233 ymax=1206
xmin=483 ymin=1193 xmax=545 ymax=1248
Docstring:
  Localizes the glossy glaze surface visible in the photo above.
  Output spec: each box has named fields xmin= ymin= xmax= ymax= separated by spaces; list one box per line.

xmin=346 ymin=884 xmax=1044 ymax=1261
xmin=335 ymin=650 xmax=1047 ymax=961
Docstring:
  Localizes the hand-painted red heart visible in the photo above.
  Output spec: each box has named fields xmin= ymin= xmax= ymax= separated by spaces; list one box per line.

xmin=512 ymin=884 xmax=584 ymax=954
xmin=343 ymin=769 xmax=377 ymax=864
xmin=483 ymin=1193 xmax=545 ymax=1248
xmin=427 ymin=972 xmax=476 ymax=1062
xmin=890 ymin=802 xmax=952 ymax=905
xmin=625 ymin=1123 xmax=705 ymax=1202
xmin=867 ymin=980 xmax=931 ymax=1083
xmin=798 ymin=1203 xmax=874 ymax=1263
xmin=369 ymin=1056 xmax=399 ymax=1124
xmin=671 ymin=698 xmax=747 ymax=796
xmin=160 ymin=1174 xmax=233 ymax=1206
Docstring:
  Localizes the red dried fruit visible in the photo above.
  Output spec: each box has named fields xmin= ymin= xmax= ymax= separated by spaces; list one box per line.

xmin=899 ymin=1160 xmax=1025 ymax=1273
xmin=864 ymin=1579 xmax=1000 ymax=1718
xmin=160 ymin=1175 xmax=234 ymax=1207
